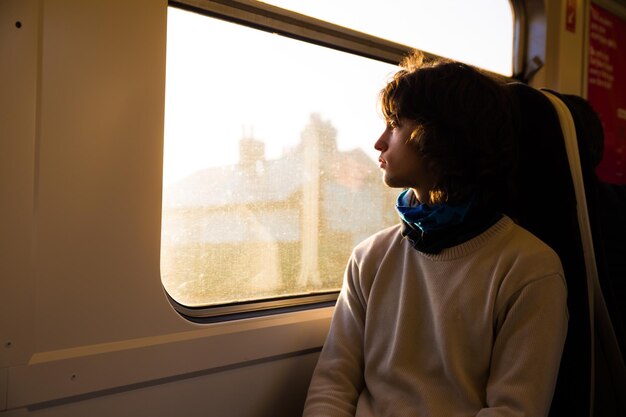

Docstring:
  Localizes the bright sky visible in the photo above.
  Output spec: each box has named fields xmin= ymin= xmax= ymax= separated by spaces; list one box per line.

xmin=163 ymin=1 xmax=513 ymax=185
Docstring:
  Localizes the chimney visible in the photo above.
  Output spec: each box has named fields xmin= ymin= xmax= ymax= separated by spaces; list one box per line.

xmin=239 ymin=129 xmax=265 ymax=174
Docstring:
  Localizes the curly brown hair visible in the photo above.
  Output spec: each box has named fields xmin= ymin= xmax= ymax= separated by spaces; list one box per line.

xmin=379 ymin=51 xmax=515 ymax=207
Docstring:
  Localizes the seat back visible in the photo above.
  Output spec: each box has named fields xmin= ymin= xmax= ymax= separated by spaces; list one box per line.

xmin=548 ymin=91 xmax=626 ymax=417
xmin=503 ymin=83 xmax=592 ymax=417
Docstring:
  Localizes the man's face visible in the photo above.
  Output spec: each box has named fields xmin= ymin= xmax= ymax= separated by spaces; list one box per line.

xmin=374 ymin=118 xmax=436 ymax=204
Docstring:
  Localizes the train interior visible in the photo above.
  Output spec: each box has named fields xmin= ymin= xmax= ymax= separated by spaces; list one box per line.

xmin=1 ymin=0 xmax=625 ymax=416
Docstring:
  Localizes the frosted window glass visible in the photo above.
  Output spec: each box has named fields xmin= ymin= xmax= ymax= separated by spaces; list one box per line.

xmin=162 ymin=8 xmax=399 ymax=307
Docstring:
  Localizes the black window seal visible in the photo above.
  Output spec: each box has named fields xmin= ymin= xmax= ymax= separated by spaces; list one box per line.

xmin=167 ymin=291 xmax=338 ymax=323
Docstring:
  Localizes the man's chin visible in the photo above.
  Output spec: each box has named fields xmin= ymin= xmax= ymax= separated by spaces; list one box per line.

xmin=382 ymin=175 xmax=405 ymax=189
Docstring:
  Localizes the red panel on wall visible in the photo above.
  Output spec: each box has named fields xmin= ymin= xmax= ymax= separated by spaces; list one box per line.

xmin=587 ymin=4 xmax=626 ymax=184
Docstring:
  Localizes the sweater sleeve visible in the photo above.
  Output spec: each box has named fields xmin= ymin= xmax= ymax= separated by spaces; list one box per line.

xmin=302 ymin=255 xmax=367 ymax=417
xmin=476 ymin=274 xmax=569 ymax=417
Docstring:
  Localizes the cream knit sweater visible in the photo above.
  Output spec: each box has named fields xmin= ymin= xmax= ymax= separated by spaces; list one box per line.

xmin=303 ymin=216 xmax=568 ymax=417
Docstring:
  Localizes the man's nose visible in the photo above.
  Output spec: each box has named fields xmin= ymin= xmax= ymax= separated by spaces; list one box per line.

xmin=374 ymin=133 xmax=387 ymax=151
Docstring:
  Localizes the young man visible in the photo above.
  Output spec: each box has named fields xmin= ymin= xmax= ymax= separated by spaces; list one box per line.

xmin=302 ymin=52 xmax=568 ymax=417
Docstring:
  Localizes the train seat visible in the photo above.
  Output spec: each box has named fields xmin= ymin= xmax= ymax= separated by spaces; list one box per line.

xmin=503 ymin=82 xmax=626 ymax=417
xmin=543 ymin=89 xmax=626 ymax=417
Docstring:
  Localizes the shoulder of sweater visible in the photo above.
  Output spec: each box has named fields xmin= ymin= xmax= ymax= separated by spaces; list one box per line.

xmin=351 ymin=223 xmax=404 ymax=261
xmin=503 ymin=219 xmax=562 ymax=263
xmin=489 ymin=219 xmax=566 ymax=288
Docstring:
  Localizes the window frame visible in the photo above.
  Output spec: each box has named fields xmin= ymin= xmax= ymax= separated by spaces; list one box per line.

xmin=172 ymin=0 xmax=527 ymax=75
xmin=164 ymin=0 xmax=528 ymax=321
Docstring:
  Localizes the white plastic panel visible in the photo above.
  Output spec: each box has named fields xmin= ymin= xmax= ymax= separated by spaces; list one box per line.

xmin=0 ymin=0 xmax=39 ymax=370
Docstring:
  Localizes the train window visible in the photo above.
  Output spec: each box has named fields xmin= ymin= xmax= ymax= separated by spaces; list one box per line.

xmin=162 ymin=1 xmax=517 ymax=318
xmin=258 ymin=0 xmax=514 ymax=76
xmin=161 ymin=6 xmax=399 ymax=314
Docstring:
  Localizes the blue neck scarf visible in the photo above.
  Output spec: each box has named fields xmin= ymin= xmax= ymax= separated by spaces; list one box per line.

xmin=395 ymin=189 xmax=473 ymax=235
